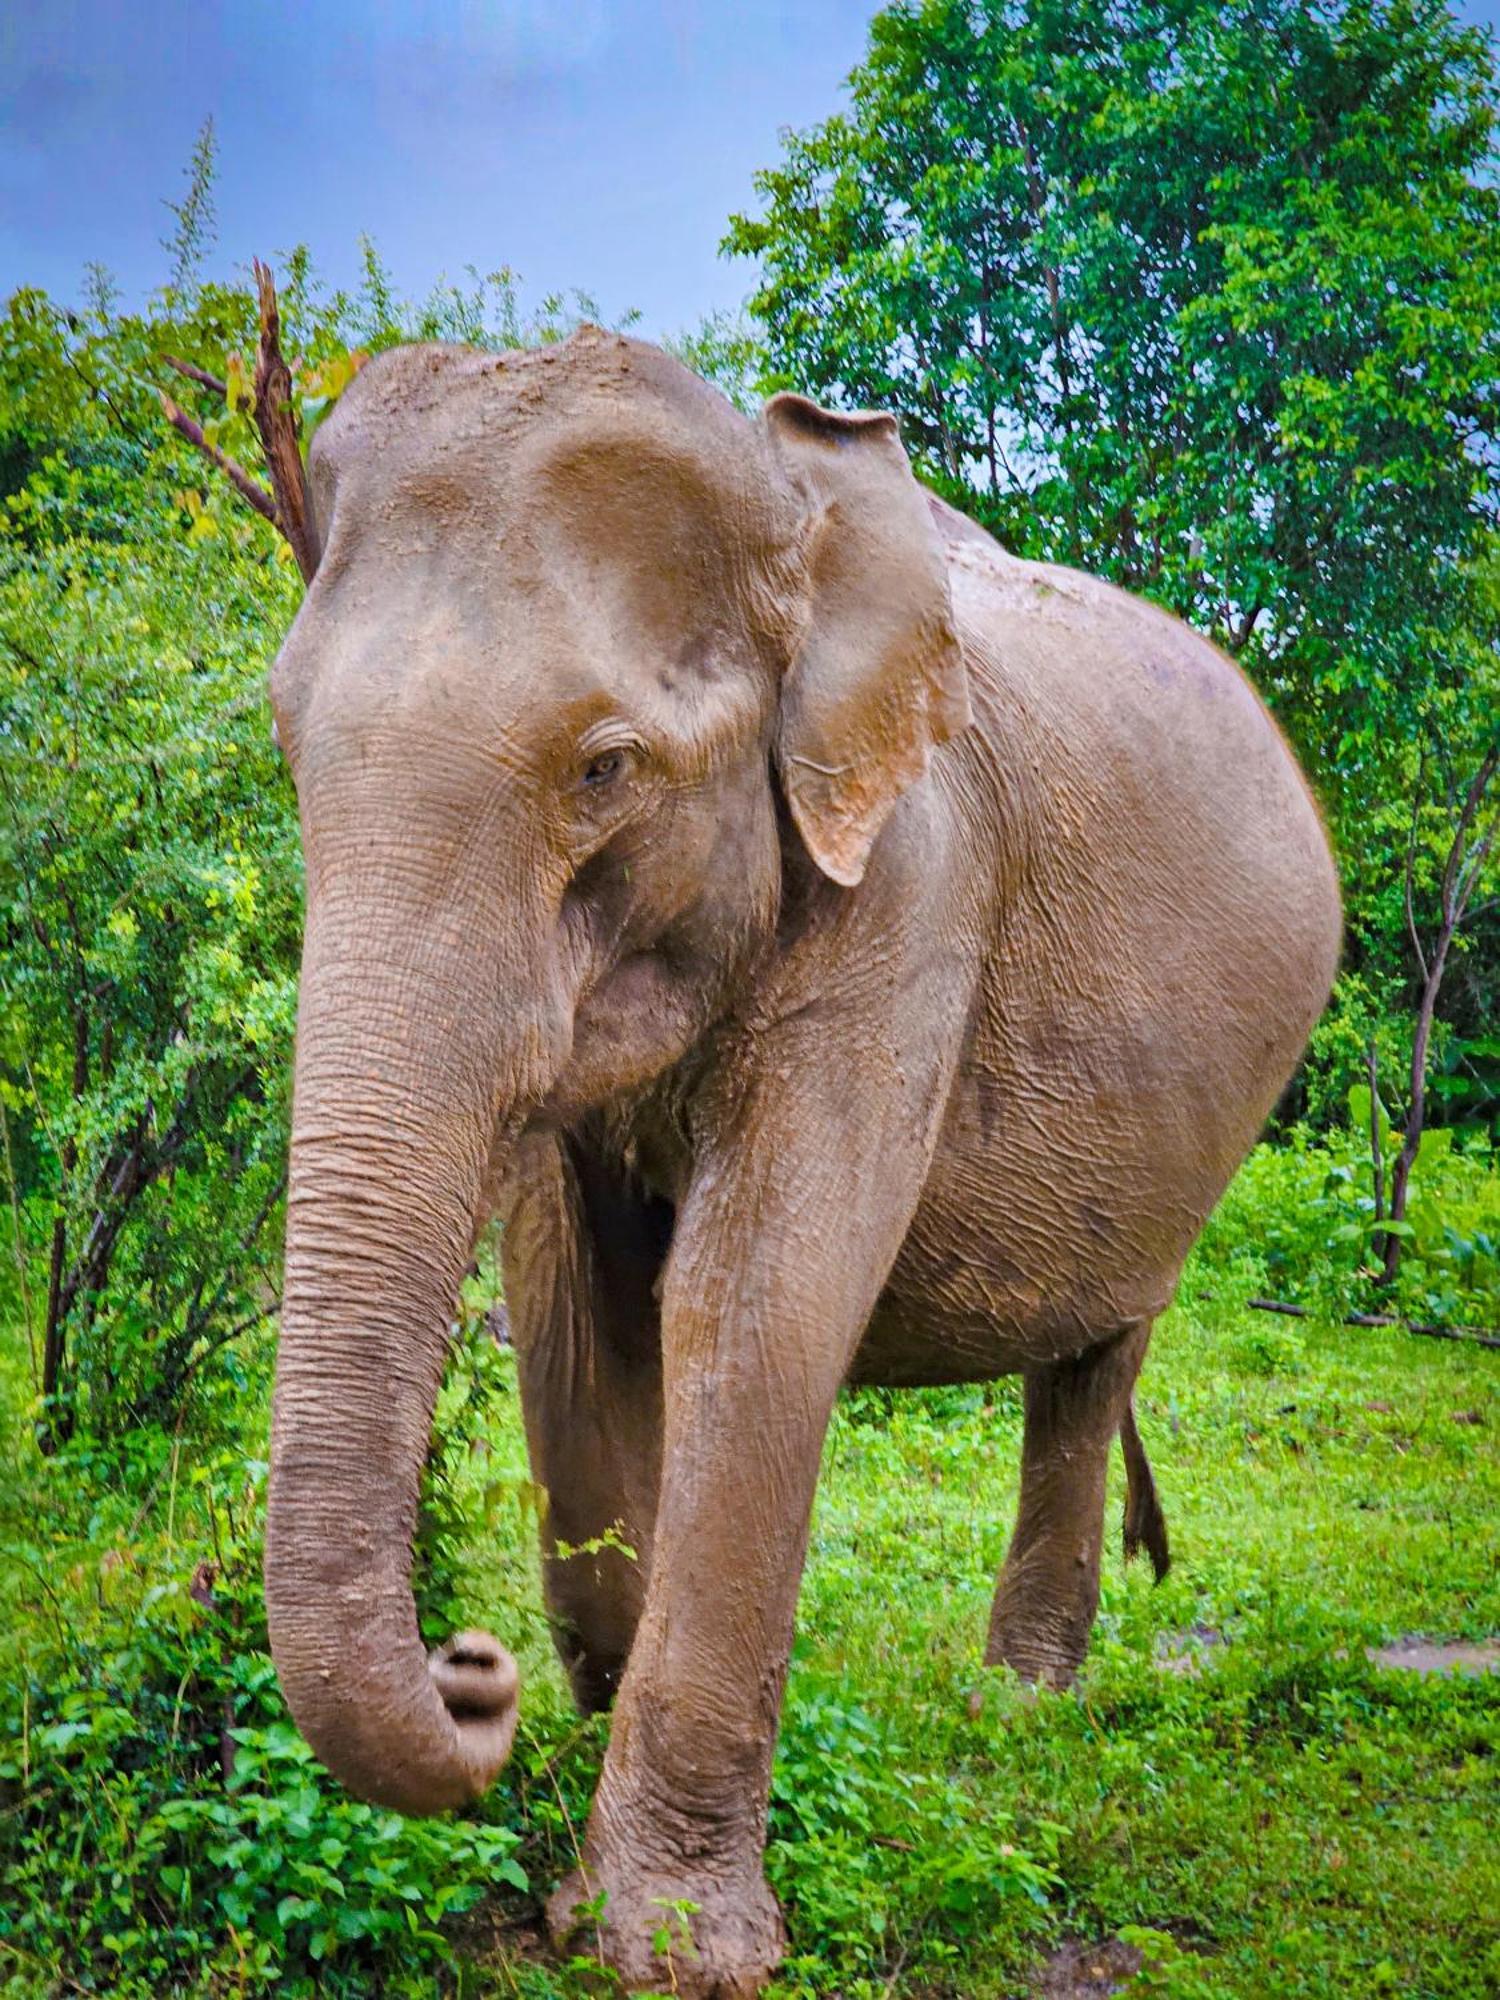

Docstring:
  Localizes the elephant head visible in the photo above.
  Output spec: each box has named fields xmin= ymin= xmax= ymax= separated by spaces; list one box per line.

xmin=264 ymin=331 xmax=967 ymax=1814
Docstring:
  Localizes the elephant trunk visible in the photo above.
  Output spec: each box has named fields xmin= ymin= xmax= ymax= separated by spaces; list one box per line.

xmin=265 ymin=922 xmax=553 ymax=1814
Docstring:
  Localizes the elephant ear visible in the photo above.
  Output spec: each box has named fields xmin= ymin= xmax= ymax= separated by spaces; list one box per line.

xmin=763 ymin=392 xmax=970 ymax=887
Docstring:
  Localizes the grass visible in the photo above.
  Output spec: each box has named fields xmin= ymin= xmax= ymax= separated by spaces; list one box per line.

xmin=761 ymin=1290 xmax=1500 ymax=1997
xmin=2 ymin=1258 xmax=1497 ymax=1998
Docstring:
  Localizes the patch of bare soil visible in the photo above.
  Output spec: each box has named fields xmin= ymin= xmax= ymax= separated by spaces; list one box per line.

xmin=1153 ymin=1628 xmax=1500 ymax=1679
xmin=1154 ymin=1622 xmax=1225 ymax=1675
xmin=1029 ymin=1937 xmax=1144 ymax=1997
xmin=449 ymin=1897 xmax=555 ymax=1974
xmin=1367 ymin=1637 xmax=1500 ymax=1675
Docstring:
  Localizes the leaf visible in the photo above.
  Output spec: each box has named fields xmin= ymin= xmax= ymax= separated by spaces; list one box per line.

xmin=1347 ymin=1085 xmax=1390 ymax=1142
xmin=224 ymin=352 xmax=253 ymax=415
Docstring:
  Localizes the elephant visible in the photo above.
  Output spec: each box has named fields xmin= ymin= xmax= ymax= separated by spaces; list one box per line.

xmin=263 ymin=328 xmax=1341 ymax=1998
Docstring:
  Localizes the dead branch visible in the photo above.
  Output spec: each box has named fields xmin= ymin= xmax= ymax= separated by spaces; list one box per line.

xmin=162 ymin=353 xmax=227 ymax=398
xmin=158 ymin=390 xmax=278 ymax=524
xmin=251 ymin=259 xmax=319 ymax=583
xmin=1247 ymin=1297 xmax=1500 ymax=1351
xmin=155 ymin=260 xmax=319 ymax=582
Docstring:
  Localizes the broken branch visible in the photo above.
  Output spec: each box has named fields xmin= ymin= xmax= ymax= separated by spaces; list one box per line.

xmin=252 ymin=259 xmax=319 ymax=583
xmin=161 ymin=353 xmax=228 ymax=398
xmin=156 ymin=260 xmax=319 ymax=583
xmin=158 ymin=390 xmax=277 ymax=524
xmin=1247 ymin=1297 xmax=1500 ymax=1351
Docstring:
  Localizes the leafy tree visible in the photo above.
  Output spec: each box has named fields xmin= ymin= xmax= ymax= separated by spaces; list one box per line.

xmin=0 ymin=170 xmax=635 ymax=1444
xmin=0 ymin=388 xmax=302 ymax=1444
xmin=726 ymin=0 xmax=1500 ymax=1134
xmin=665 ymin=309 xmax=765 ymax=412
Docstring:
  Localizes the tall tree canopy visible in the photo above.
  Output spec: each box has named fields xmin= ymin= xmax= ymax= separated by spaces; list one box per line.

xmin=727 ymin=0 xmax=1500 ymax=1127
xmin=726 ymin=0 xmax=1498 ymax=770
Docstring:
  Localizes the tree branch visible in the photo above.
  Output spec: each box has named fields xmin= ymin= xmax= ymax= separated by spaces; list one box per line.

xmin=158 ymin=390 xmax=278 ymax=524
xmin=1450 ymin=750 xmax=1496 ymax=884
xmin=1380 ymin=743 xmax=1497 ymax=1286
xmin=161 ymin=353 xmax=228 ymax=398
xmin=1247 ymin=1297 xmax=1500 ymax=1351
xmin=252 ymin=259 xmax=319 ymax=582
xmin=1403 ymin=773 xmax=1429 ymax=984
xmin=178 ymin=1172 xmax=286 ymax=1350
xmin=1365 ymin=1040 xmax=1385 ymax=1225
xmin=154 ymin=260 xmax=320 ymax=582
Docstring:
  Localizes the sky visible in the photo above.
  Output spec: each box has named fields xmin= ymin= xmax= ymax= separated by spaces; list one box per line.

xmin=3 ymin=0 xmax=1498 ymax=342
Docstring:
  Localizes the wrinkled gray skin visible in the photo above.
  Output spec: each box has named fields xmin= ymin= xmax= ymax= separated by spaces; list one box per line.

xmin=265 ymin=332 xmax=1340 ymax=1997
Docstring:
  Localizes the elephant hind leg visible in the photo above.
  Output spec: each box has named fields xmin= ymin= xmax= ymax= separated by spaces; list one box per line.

xmin=1120 ymin=1396 xmax=1170 ymax=1582
xmin=985 ymin=1320 xmax=1152 ymax=1688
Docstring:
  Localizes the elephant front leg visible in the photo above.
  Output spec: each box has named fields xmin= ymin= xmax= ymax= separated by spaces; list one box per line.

xmin=548 ymin=1080 xmax=932 ymax=1996
xmin=986 ymin=1320 xmax=1152 ymax=1687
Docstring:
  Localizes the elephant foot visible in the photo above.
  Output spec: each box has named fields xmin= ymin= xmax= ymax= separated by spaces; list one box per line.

xmin=984 ymin=1605 xmax=1088 ymax=1690
xmin=547 ymin=1851 xmax=785 ymax=1998
xmin=984 ymin=1642 xmax=1080 ymax=1691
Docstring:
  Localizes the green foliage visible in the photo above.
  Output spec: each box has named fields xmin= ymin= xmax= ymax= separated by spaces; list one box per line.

xmin=0 ymin=1430 xmax=528 ymax=1997
xmin=155 ymin=1726 xmax=525 ymax=1980
xmin=768 ymin=1668 xmax=1061 ymax=1992
xmin=663 ymin=310 xmax=764 ymax=413
xmin=1115 ymin=1927 xmax=1221 ymax=1997
xmin=0 ymin=424 xmax=302 ymax=1443
xmin=347 ymin=236 xmax=637 ymax=352
xmin=767 ymin=1255 xmax=1500 ymax=1999
xmin=726 ymin=0 xmax=1500 ymax=1138
xmin=727 ymin=0 xmax=1498 ymax=727
xmin=3 ymin=1145 xmax=1499 ymax=1998
xmin=0 ymin=181 xmax=643 ymax=1452
xmin=414 ymin=1261 xmax=543 ymax=1650
xmin=1199 ymin=1121 xmax=1499 ymax=1325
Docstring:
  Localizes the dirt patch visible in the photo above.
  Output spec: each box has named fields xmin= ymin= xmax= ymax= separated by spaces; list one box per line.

xmin=1154 ymin=1628 xmax=1500 ymax=1679
xmin=1155 ymin=1623 xmax=1225 ymax=1675
xmin=450 ymin=1899 xmax=555 ymax=1974
xmin=1367 ymin=1637 xmax=1500 ymax=1676
xmin=1030 ymin=1937 xmax=1144 ymax=1996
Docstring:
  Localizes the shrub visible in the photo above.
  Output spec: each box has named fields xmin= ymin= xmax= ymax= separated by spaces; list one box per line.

xmin=1196 ymin=1120 xmax=1498 ymax=1326
xmin=0 ymin=442 xmax=300 ymax=1447
xmin=0 ymin=1328 xmax=537 ymax=1998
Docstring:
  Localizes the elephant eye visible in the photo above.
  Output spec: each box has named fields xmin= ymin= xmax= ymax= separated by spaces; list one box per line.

xmin=581 ymin=749 xmax=625 ymax=789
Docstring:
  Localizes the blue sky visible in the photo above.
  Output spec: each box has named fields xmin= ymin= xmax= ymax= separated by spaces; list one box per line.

xmin=3 ymin=0 xmax=1497 ymax=341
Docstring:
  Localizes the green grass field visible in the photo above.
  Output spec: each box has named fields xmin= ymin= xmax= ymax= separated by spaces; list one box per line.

xmin=3 ymin=1262 xmax=1498 ymax=1999
xmin=759 ymin=1291 xmax=1500 ymax=1998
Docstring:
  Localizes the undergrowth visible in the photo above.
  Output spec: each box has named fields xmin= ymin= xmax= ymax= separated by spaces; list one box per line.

xmin=1 ymin=1151 xmax=1498 ymax=1998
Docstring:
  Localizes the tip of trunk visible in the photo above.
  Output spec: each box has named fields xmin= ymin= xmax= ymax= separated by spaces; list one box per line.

xmin=269 ymin=1593 xmax=519 ymax=1814
xmin=429 ymin=1628 xmax=519 ymax=1713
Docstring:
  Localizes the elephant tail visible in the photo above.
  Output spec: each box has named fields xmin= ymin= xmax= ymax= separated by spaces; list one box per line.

xmin=1120 ymin=1398 xmax=1171 ymax=1582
